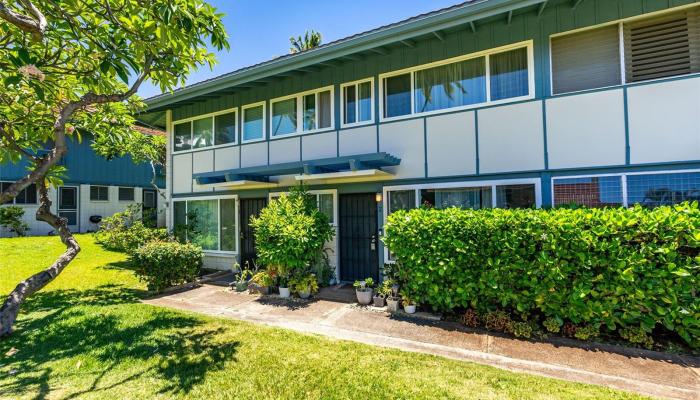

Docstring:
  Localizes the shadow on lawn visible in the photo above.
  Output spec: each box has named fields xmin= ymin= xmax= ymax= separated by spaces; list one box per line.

xmin=0 ymin=284 xmax=240 ymax=399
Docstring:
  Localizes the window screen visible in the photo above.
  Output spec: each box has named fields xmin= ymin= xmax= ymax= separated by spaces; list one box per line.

xmin=627 ymin=171 xmax=700 ymax=207
xmin=214 ymin=112 xmax=236 ymax=145
xmin=90 ymin=186 xmax=109 ymax=201
xmin=553 ymin=176 xmax=624 ymax=207
xmin=118 ymin=187 xmax=134 ymax=201
xmin=551 ymin=25 xmax=622 ymax=94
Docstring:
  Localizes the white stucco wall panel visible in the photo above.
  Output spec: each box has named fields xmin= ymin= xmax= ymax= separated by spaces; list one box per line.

xmin=339 ymin=125 xmax=377 ymax=156
xmin=426 ymin=111 xmax=477 ymax=177
xmin=478 ymin=101 xmax=545 ymax=174
xmin=379 ymin=119 xmax=425 ymax=179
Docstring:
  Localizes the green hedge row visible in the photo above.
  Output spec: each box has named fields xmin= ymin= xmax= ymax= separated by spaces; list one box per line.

xmin=383 ymin=203 xmax=700 ymax=348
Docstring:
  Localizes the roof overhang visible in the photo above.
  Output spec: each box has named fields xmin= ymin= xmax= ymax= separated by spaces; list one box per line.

xmin=143 ymin=0 xmax=547 ymax=113
xmin=193 ymin=152 xmax=400 ymax=188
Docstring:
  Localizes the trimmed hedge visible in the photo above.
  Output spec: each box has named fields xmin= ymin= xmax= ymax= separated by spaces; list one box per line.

xmin=383 ymin=203 xmax=700 ymax=348
xmin=131 ymin=241 xmax=203 ymax=292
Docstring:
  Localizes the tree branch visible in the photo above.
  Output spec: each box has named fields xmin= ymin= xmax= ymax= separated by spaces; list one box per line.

xmin=0 ymin=0 xmax=47 ymax=40
xmin=0 ymin=124 xmax=37 ymax=161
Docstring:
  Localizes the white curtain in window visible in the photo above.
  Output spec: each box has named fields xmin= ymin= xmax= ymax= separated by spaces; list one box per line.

xmin=489 ymin=48 xmax=529 ymax=101
xmin=414 ymin=57 xmax=486 ymax=113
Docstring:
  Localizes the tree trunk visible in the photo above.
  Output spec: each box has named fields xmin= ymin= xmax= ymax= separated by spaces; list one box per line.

xmin=0 ymin=181 xmax=80 ymax=338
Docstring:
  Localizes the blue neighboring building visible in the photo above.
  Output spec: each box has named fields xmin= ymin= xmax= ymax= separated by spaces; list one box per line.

xmin=0 ymin=133 xmax=165 ymax=236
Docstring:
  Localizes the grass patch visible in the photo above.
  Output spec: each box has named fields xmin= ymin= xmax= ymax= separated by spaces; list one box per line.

xmin=0 ymin=234 xmax=647 ymax=399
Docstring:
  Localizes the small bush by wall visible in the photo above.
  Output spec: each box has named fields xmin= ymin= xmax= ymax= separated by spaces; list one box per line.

xmin=383 ymin=203 xmax=700 ymax=348
xmin=95 ymin=204 xmax=169 ymax=254
xmin=131 ymin=241 xmax=203 ymax=292
xmin=0 ymin=206 xmax=29 ymax=236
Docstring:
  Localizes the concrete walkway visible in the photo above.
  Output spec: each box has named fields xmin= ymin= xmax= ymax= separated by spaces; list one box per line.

xmin=143 ymin=284 xmax=700 ymax=400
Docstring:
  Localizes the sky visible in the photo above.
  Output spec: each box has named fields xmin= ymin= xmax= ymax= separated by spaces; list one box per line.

xmin=138 ymin=0 xmax=463 ymax=98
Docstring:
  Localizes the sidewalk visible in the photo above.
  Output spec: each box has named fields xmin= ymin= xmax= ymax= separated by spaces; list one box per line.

xmin=143 ymin=284 xmax=700 ymax=400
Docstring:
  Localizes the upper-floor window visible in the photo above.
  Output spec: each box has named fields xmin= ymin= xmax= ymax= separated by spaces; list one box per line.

xmin=0 ymin=182 xmax=37 ymax=205
xmin=173 ymin=109 xmax=237 ymax=152
xmin=242 ymin=102 xmax=266 ymax=143
xmin=341 ymin=79 xmax=374 ymax=126
xmin=118 ymin=187 xmax=135 ymax=201
xmin=551 ymin=7 xmax=700 ymax=95
xmin=271 ymin=86 xmax=333 ymax=137
xmin=90 ymin=185 xmax=109 ymax=201
xmin=381 ymin=42 xmax=533 ymax=120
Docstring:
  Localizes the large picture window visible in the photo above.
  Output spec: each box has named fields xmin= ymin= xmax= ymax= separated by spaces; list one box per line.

xmin=551 ymin=7 xmax=700 ymax=95
xmin=172 ymin=197 xmax=238 ymax=252
xmin=552 ymin=171 xmax=700 ymax=208
xmin=172 ymin=109 xmax=237 ymax=152
xmin=271 ymin=86 xmax=333 ymax=137
xmin=381 ymin=42 xmax=533 ymax=119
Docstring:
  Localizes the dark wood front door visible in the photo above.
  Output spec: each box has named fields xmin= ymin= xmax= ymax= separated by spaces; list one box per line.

xmin=339 ymin=193 xmax=379 ymax=282
xmin=240 ymin=198 xmax=267 ymax=269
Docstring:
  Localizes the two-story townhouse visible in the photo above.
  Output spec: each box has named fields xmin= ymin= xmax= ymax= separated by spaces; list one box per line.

xmin=140 ymin=0 xmax=700 ymax=280
xmin=0 ymin=129 xmax=166 ymax=237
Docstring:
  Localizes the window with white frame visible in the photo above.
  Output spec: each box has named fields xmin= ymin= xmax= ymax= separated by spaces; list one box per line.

xmin=381 ymin=42 xmax=533 ymax=119
xmin=172 ymin=197 xmax=237 ymax=252
xmin=118 ymin=187 xmax=135 ymax=202
xmin=269 ymin=191 xmax=336 ymax=224
xmin=552 ymin=171 xmax=700 ymax=208
xmin=342 ymin=79 xmax=373 ymax=126
xmin=551 ymin=6 xmax=700 ymax=94
xmin=271 ymin=87 xmax=333 ymax=137
xmin=90 ymin=185 xmax=109 ymax=201
xmin=0 ymin=182 xmax=37 ymax=205
xmin=173 ymin=109 xmax=237 ymax=152
xmin=242 ymin=102 xmax=265 ymax=142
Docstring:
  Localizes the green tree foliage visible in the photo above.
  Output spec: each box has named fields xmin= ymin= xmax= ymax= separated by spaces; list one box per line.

xmin=383 ymin=203 xmax=700 ymax=348
xmin=0 ymin=206 xmax=29 ymax=236
xmin=94 ymin=203 xmax=170 ymax=254
xmin=289 ymin=30 xmax=322 ymax=53
xmin=0 ymin=0 xmax=228 ymax=337
xmin=251 ymin=186 xmax=334 ymax=279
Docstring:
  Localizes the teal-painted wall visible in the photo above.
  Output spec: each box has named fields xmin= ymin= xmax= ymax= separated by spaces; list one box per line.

xmin=0 ymin=136 xmax=164 ymax=188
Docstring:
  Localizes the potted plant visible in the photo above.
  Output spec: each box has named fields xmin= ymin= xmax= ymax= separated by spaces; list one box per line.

xmin=374 ymin=279 xmax=392 ymax=307
xmin=353 ymin=277 xmax=374 ymax=305
xmin=278 ymin=275 xmax=291 ymax=298
xmin=232 ymin=265 xmax=252 ymax=292
xmin=401 ymin=290 xmax=417 ymax=314
xmin=250 ymin=271 xmax=273 ymax=295
xmin=289 ymin=273 xmax=319 ymax=299
xmin=386 ymin=281 xmax=401 ymax=312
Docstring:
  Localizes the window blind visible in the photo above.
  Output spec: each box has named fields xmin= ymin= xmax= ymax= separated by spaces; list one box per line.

xmin=551 ymin=25 xmax=622 ymax=94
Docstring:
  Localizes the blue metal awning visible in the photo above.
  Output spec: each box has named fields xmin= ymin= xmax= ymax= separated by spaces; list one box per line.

xmin=194 ymin=152 xmax=401 ymax=185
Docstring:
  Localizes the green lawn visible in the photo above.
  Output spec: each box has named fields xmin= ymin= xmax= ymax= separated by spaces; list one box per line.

xmin=0 ymin=234 xmax=645 ymax=400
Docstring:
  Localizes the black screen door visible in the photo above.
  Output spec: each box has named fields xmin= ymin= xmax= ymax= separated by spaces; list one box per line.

xmin=339 ymin=193 xmax=379 ymax=282
xmin=240 ymin=198 xmax=267 ymax=269
xmin=142 ymin=189 xmax=158 ymax=227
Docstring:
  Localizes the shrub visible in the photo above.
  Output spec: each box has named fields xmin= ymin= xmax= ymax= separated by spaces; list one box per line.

xmin=574 ymin=324 xmax=599 ymax=341
xmin=251 ymin=271 xmax=274 ymax=287
xmin=289 ymin=273 xmax=319 ymax=295
xmin=251 ymin=185 xmax=334 ymax=278
xmin=543 ymin=317 xmax=563 ymax=334
xmin=511 ymin=321 xmax=533 ymax=339
xmin=461 ymin=309 xmax=480 ymax=328
xmin=95 ymin=204 xmax=169 ymax=253
xmin=484 ymin=310 xmax=512 ymax=332
xmin=0 ymin=206 xmax=29 ymax=236
xmin=620 ymin=326 xmax=654 ymax=349
xmin=383 ymin=203 xmax=700 ymax=348
xmin=131 ymin=241 xmax=202 ymax=292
